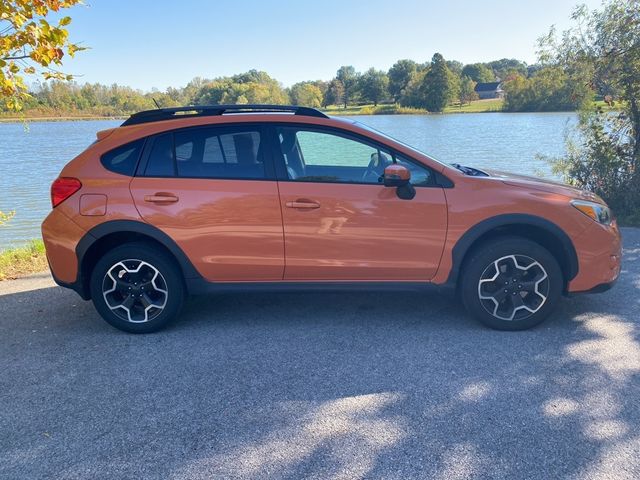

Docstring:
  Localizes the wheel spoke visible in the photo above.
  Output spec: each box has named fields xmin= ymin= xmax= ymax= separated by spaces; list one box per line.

xmin=477 ymin=254 xmax=550 ymax=322
xmin=102 ymin=259 xmax=168 ymax=324
xmin=121 ymin=294 xmax=136 ymax=310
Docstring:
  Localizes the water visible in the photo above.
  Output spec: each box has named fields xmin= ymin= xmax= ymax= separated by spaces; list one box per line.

xmin=0 ymin=113 xmax=577 ymax=250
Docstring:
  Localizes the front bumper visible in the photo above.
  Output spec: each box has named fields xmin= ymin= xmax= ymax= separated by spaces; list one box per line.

xmin=567 ymin=220 xmax=622 ymax=293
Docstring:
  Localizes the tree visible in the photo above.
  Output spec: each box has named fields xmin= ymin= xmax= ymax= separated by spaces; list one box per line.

xmin=541 ymin=0 xmax=640 ymax=222
xmin=459 ymin=76 xmax=478 ymax=106
xmin=0 ymin=0 xmax=85 ymax=111
xmin=323 ymin=78 xmax=344 ymax=107
xmin=502 ymin=67 xmax=590 ymax=112
xmin=336 ymin=65 xmax=359 ymax=108
xmin=421 ymin=53 xmax=456 ymax=112
xmin=193 ymin=70 xmax=288 ymax=105
xmin=359 ymin=68 xmax=389 ymax=106
xmin=461 ymin=63 xmax=495 ymax=83
xmin=446 ymin=60 xmax=464 ymax=76
xmin=289 ymin=82 xmax=323 ymax=108
xmin=486 ymin=58 xmax=528 ymax=79
xmin=388 ymin=59 xmax=417 ymax=102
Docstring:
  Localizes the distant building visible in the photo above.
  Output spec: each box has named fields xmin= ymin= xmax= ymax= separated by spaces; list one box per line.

xmin=474 ymin=82 xmax=504 ymax=100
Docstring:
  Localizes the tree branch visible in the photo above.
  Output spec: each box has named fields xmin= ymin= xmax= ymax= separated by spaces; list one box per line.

xmin=2 ymin=55 xmax=31 ymax=61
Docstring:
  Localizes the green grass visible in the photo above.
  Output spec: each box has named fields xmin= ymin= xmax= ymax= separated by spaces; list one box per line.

xmin=0 ymin=240 xmax=48 ymax=281
xmin=322 ymin=99 xmax=504 ymax=116
xmin=444 ymin=98 xmax=504 ymax=113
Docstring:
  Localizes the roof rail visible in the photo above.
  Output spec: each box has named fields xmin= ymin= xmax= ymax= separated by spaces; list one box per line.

xmin=121 ymin=104 xmax=329 ymax=126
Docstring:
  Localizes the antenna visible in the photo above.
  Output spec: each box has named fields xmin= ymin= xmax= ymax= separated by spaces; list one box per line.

xmin=152 ymin=98 xmax=161 ymax=109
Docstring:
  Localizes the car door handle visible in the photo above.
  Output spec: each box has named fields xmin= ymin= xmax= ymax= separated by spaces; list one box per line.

xmin=144 ymin=193 xmax=179 ymax=204
xmin=285 ymin=199 xmax=321 ymax=209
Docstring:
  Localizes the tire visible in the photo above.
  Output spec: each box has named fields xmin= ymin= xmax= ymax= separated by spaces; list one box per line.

xmin=460 ymin=237 xmax=563 ymax=331
xmin=89 ymin=242 xmax=185 ymax=333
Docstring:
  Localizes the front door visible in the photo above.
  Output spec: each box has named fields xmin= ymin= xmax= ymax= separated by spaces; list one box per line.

xmin=273 ymin=126 xmax=448 ymax=281
xmin=130 ymin=125 xmax=284 ymax=281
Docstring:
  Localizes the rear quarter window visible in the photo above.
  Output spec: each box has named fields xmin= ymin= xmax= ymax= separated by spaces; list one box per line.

xmin=100 ymin=139 xmax=145 ymax=176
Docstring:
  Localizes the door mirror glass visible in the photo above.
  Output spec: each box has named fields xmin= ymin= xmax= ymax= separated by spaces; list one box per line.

xmin=383 ymin=164 xmax=411 ymax=187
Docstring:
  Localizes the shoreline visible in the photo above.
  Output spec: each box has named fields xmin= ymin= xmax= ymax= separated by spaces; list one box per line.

xmin=0 ymin=115 xmax=126 ymax=123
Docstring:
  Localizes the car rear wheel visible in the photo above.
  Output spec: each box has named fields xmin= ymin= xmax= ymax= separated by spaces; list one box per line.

xmin=460 ymin=237 xmax=563 ymax=330
xmin=90 ymin=242 xmax=184 ymax=333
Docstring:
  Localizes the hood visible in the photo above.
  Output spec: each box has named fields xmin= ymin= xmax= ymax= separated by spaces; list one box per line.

xmin=483 ymin=169 xmax=604 ymax=203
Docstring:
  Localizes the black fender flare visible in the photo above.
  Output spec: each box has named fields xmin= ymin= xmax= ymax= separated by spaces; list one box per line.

xmin=446 ymin=213 xmax=579 ymax=286
xmin=73 ymin=220 xmax=202 ymax=299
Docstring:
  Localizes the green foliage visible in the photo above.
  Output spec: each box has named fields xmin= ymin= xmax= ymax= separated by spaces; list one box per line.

xmin=323 ymin=79 xmax=344 ymax=108
xmin=0 ymin=0 xmax=85 ymax=111
xmin=486 ymin=58 xmax=528 ymax=79
xmin=387 ymin=59 xmax=417 ymax=102
xmin=542 ymin=0 xmax=640 ymax=223
xmin=461 ymin=63 xmax=495 ymax=83
xmin=421 ymin=53 xmax=458 ymax=112
xmin=336 ymin=66 xmax=359 ymax=108
xmin=358 ymin=68 xmax=389 ymax=106
xmin=458 ymin=76 xmax=479 ymax=106
xmin=502 ymin=67 xmax=591 ymax=112
xmin=398 ymin=69 xmax=426 ymax=108
xmin=194 ymin=70 xmax=288 ymax=105
xmin=0 ymin=239 xmax=47 ymax=280
xmin=289 ymin=81 xmax=323 ymax=108
xmin=551 ymin=107 xmax=639 ymax=222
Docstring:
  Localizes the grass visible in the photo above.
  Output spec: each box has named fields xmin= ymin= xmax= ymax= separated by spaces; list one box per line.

xmin=322 ymin=99 xmax=504 ymax=116
xmin=0 ymin=240 xmax=48 ymax=281
xmin=444 ymin=98 xmax=504 ymax=113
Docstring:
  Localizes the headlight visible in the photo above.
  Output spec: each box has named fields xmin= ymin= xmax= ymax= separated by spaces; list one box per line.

xmin=571 ymin=200 xmax=612 ymax=225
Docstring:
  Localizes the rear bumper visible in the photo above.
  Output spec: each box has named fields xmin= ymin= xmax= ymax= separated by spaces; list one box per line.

xmin=41 ymin=208 xmax=88 ymax=298
xmin=48 ymin=260 xmax=90 ymax=300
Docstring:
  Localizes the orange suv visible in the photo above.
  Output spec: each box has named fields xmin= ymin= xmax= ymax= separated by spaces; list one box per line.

xmin=42 ymin=105 xmax=621 ymax=333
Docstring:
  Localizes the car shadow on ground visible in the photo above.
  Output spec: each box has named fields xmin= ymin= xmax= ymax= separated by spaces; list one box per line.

xmin=1 ymin=231 xmax=639 ymax=478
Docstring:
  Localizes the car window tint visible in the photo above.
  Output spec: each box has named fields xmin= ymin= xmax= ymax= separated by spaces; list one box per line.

xmin=100 ymin=139 xmax=144 ymax=176
xmin=277 ymin=127 xmax=386 ymax=184
xmin=174 ymin=128 xmax=265 ymax=179
xmin=144 ymin=133 xmax=175 ymax=177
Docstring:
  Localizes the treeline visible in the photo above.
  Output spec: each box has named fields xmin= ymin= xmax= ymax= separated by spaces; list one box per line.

xmin=1 ymin=55 xmax=598 ymax=117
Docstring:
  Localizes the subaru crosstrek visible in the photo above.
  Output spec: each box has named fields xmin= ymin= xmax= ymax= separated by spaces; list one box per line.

xmin=42 ymin=104 xmax=621 ymax=333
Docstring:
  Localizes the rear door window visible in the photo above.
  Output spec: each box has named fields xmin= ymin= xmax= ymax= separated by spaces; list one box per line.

xmin=141 ymin=127 xmax=267 ymax=179
xmin=144 ymin=133 xmax=175 ymax=177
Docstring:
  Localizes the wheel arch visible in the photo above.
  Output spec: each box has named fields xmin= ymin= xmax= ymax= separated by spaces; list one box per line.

xmin=447 ymin=214 xmax=579 ymax=290
xmin=75 ymin=220 xmax=201 ymax=300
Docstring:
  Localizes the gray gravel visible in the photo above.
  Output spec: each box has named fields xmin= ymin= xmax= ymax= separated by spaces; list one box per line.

xmin=1 ymin=228 xmax=639 ymax=480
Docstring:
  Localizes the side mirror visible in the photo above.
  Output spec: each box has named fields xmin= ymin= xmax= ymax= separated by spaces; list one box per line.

xmin=383 ymin=164 xmax=411 ymax=187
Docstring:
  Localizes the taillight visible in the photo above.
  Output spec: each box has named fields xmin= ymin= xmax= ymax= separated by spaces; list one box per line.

xmin=51 ymin=177 xmax=82 ymax=208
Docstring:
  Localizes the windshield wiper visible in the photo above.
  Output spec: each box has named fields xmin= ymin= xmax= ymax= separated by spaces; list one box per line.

xmin=451 ymin=163 xmax=489 ymax=177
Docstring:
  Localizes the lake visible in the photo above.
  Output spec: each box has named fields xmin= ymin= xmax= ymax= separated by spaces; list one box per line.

xmin=0 ymin=112 xmax=577 ymax=250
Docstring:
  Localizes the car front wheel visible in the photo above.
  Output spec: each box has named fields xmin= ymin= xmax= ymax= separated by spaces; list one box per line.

xmin=90 ymin=242 xmax=185 ymax=333
xmin=460 ymin=237 xmax=563 ymax=330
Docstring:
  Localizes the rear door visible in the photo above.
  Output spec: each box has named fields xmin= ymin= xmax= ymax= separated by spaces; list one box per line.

xmin=129 ymin=125 xmax=284 ymax=281
xmin=272 ymin=125 xmax=448 ymax=281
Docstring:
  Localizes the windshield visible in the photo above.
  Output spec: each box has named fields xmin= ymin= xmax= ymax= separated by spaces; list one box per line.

xmin=352 ymin=120 xmax=452 ymax=169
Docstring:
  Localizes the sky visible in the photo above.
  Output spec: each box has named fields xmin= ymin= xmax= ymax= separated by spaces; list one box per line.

xmin=56 ymin=0 xmax=604 ymax=91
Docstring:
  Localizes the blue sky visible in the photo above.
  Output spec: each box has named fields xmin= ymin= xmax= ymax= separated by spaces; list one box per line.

xmin=59 ymin=0 xmax=603 ymax=91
